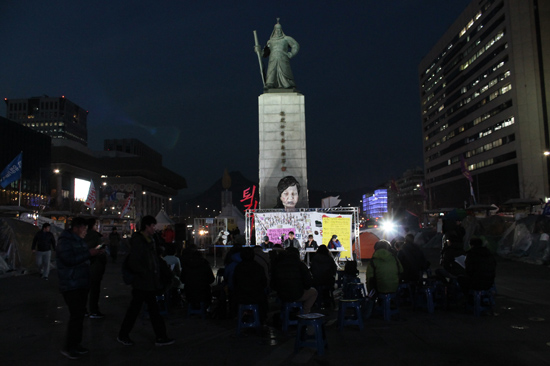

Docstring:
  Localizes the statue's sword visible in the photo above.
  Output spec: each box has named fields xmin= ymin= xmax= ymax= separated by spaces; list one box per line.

xmin=253 ymin=30 xmax=266 ymax=87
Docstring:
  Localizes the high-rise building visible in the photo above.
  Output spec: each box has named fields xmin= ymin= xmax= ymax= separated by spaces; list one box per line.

xmin=419 ymin=0 xmax=549 ymax=208
xmin=4 ymin=96 xmax=88 ymax=146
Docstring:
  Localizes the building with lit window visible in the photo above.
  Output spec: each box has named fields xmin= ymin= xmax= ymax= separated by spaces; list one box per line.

xmin=4 ymin=96 xmax=88 ymax=146
xmin=363 ymin=189 xmax=388 ymax=218
xmin=387 ymin=168 xmax=425 ymax=216
xmin=419 ymin=0 xmax=550 ymax=208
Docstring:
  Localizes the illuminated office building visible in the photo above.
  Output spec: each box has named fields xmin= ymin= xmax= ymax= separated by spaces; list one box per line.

xmin=4 ymin=96 xmax=88 ymax=146
xmin=419 ymin=0 xmax=550 ymax=207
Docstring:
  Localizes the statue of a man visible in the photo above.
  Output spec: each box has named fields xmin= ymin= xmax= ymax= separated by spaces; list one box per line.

xmin=255 ymin=19 xmax=300 ymax=89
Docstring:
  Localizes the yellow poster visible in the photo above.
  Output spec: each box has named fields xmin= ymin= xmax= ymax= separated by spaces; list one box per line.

xmin=322 ymin=216 xmax=352 ymax=259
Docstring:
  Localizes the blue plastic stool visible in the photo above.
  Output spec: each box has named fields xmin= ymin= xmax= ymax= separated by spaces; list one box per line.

xmin=377 ymin=293 xmax=398 ymax=321
xmin=337 ymin=299 xmax=364 ymax=330
xmin=397 ymin=282 xmax=415 ymax=307
xmin=187 ymin=302 xmax=206 ymax=319
xmin=236 ymin=304 xmax=261 ymax=335
xmin=344 ymin=282 xmax=367 ymax=300
xmin=414 ymin=286 xmax=435 ymax=313
xmin=281 ymin=301 xmax=303 ymax=333
xmin=467 ymin=287 xmax=496 ymax=316
xmin=294 ymin=314 xmax=327 ymax=355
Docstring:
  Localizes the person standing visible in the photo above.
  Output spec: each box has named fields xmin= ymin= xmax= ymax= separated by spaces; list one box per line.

xmin=283 ymin=231 xmax=300 ymax=249
xmin=32 ymin=223 xmax=56 ymax=280
xmin=118 ymin=215 xmax=174 ymax=347
xmin=108 ymin=227 xmax=121 ymax=263
xmin=85 ymin=218 xmax=107 ymax=319
xmin=56 ymin=217 xmax=104 ymax=359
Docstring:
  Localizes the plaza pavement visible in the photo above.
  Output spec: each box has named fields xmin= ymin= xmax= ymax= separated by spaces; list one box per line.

xmin=1 ymin=248 xmax=550 ymax=366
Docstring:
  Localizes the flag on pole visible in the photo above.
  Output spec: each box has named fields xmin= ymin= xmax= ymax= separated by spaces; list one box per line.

xmin=84 ymin=180 xmax=96 ymax=210
xmin=420 ymin=182 xmax=427 ymax=201
xmin=460 ymin=155 xmax=473 ymax=182
xmin=120 ymin=193 xmax=133 ymax=218
xmin=469 ymin=181 xmax=477 ymax=205
xmin=390 ymin=178 xmax=400 ymax=193
xmin=0 ymin=152 xmax=22 ymax=188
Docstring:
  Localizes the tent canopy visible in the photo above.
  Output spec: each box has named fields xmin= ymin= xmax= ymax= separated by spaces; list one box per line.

xmin=155 ymin=210 xmax=174 ymax=230
xmin=358 ymin=231 xmax=380 ymax=259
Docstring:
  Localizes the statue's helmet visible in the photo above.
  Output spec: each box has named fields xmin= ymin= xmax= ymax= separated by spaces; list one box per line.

xmin=270 ymin=20 xmax=285 ymax=39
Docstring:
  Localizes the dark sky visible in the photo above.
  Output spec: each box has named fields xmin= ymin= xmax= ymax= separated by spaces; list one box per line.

xmin=1 ymin=0 xmax=472 ymax=197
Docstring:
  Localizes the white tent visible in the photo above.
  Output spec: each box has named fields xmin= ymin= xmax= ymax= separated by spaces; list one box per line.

xmin=155 ymin=210 xmax=174 ymax=230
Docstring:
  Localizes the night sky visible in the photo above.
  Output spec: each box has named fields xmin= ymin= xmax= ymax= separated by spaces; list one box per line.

xmin=1 ymin=0 xmax=472 ymax=197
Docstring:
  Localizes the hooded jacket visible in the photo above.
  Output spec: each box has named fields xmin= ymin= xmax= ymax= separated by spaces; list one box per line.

xmin=366 ymin=248 xmax=403 ymax=293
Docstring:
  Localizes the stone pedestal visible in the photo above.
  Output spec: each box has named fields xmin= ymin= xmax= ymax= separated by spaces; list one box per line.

xmin=258 ymin=91 xmax=309 ymax=209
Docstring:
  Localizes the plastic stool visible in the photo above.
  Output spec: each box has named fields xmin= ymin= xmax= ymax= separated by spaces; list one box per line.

xmin=337 ymin=299 xmax=364 ymax=330
xmin=281 ymin=301 xmax=303 ymax=333
xmin=236 ymin=304 xmax=261 ymax=335
xmin=294 ymin=314 xmax=327 ymax=355
xmin=467 ymin=287 xmax=495 ymax=316
xmin=414 ymin=286 xmax=435 ymax=313
xmin=344 ymin=282 xmax=367 ymax=300
xmin=377 ymin=293 xmax=398 ymax=321
xmin=187 ymin=302 xmax=206 ymax=319
xmin=397 ymin=282 xmax=415 ymax=307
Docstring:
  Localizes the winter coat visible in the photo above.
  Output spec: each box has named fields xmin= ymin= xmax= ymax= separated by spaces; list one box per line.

xmin=310 ymin=253 xmax=336 ymax=287
xmin=397 ymin=242 xmax=429 ymax=282
xmin=233 ymin=259 xmax=268 ymax=305
xmin=180 ymin=251 xmax=215 ymax=304
xmin=271 ymin=252 xmax=313 ymax=302
xmin=32 ymin=230 xmax=56 ymax=251
xmin=465 ymin=246 xmax=496 ymax=290
xmin=56 ymin=229 xmax=91 ymax=293
xmin=126 ymin=232 xmax=164 ymax=292
xmin=366 ymin=248 xmax=403 ymax=293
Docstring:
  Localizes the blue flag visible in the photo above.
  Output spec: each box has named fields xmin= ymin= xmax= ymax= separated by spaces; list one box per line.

xmin=0 ymin=153 xmax=22 ymax=188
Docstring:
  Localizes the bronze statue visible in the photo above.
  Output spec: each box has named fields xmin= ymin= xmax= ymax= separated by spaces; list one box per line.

xmin=254 ymin=19 xmax=300 ymax=90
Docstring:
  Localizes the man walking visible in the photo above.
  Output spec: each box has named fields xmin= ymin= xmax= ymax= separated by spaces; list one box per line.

xmin=56 ymin=217 xmax=104 ymax=359
xmin=118 ymin=215 xmax=174 ymax=347
xmin=32 ymin=223 xmax=56 ymax=280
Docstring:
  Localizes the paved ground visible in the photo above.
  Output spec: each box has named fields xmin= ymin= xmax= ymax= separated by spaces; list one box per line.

xmin=1 ymin=248 xmax=550 ymax=366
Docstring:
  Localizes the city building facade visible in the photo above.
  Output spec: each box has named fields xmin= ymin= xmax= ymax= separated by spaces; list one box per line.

xmin=419 ymin=0 xmax=550 ymax=208
xmin=4 ymin=96 xmax=88 ymax=146
xmin=0 ymin=116 xmax=51 ymax=208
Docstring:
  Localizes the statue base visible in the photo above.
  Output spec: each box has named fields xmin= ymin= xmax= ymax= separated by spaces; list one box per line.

xmin=258 ymin=91 xmax=309 ymax=209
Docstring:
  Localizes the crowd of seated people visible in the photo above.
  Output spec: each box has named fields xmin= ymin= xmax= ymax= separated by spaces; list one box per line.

xmin=152 ymin=226 xmax=497 ymax=329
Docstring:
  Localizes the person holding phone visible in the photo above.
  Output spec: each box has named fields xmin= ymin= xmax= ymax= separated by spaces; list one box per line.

xmin=56 ymin=217 xmax=105 ymax=359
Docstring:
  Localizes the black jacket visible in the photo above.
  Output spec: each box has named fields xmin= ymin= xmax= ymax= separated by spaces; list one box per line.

xmin=32 ymin=230 xmax=56 ymax=252
xmin=271 ymin=252 xmax=313 ymax=301
xmin=465 ymin=246 xmax=496 ymax=290
xmin=56 ymin=230 xmax=91 ymax=293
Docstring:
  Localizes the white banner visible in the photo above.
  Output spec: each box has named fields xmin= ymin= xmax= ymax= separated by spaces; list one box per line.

xmin=254 ymin=211 xmax=353 ymax=258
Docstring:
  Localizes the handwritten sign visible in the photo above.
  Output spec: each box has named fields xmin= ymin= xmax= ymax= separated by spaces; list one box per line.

xmin=322 ymin=216 xmax=352 ymax=258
